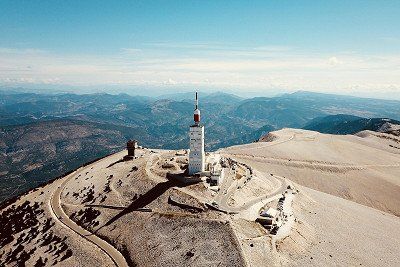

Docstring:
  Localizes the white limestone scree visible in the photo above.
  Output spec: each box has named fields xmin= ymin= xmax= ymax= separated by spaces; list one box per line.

xmin=188 ymin=91 xmax=205 ymax=175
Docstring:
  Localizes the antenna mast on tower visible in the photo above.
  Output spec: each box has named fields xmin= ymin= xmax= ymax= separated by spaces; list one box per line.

xmin=195 ymin=91 xmax=198 ymax=109
xmin=193 ymin=91 xmax=200 ymax=124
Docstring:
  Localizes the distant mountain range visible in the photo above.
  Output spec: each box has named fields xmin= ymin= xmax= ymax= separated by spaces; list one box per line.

xmin=304 ymin=114 xmax=400 ymax=135
xmin=0 ymin=90 xmax=400 ymax=202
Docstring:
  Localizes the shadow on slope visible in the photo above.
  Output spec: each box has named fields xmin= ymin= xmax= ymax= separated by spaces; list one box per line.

xmin=98 ymin=177 xmax=188 ymax=230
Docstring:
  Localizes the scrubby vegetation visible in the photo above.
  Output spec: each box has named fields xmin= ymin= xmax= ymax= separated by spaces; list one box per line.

xmin=0 ymin=201 xmax=72 ymax=265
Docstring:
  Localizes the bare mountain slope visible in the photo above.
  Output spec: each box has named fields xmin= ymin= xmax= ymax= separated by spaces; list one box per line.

xmin=222 ymin=128 xmax=400 ymax=216
xmin=1 ymin=129 xmax=400 ymax=266
xmin=275 ymin=185 xmax=400 ymax=266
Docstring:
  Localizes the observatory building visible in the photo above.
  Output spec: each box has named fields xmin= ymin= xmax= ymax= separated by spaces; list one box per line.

xmin=188 ymin=92 xmax=205 ymax=175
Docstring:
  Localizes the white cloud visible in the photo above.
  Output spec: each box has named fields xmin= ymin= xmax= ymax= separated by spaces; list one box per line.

xmin=0 ymin=47 xmax=46 ymax=55
xmin=253 ymin=46 xmax=292 ymax=52
xmin=328 ymin=56 xmax=342 ymax=66
xmin=163 ymin=78 xmax=178 ymax=85
xmin=0 ymin=46 xmax=399 ymax=97
xmin=120 ymin=48 xmax=142 ymax=54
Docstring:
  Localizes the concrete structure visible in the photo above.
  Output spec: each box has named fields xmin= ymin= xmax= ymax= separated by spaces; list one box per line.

xmin=189 ymin=92 xmax=205 ymax=175
xmin=257 ymin=207 xmax=279 ymax=231
xmin=261 ymin=207 xmax=278 ymax=218
xmin=127 ymin=140 xmax=137 ymax=157
xmin=210 ymin=164 xmax=225 ymax=186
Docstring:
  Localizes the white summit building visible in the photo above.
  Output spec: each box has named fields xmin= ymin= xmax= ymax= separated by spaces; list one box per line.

xmin=188 ymin=92 xmax=205 ymax=175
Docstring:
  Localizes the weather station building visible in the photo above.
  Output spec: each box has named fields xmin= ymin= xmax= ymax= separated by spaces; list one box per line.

xmin=188 ymin=92 xmax=205 ymax=175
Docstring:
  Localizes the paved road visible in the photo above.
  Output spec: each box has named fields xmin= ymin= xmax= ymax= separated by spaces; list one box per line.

xmin=219 ymin=174 xmax=287 ymax=212
xmin=223 ymin=153 xmax=400 ymax=171
xmin=215 ymin=159 xmax=287 ymax=213
xmin=223 ymin=132 xmax=296 ymax=152
xmin=50 ymin=165 xmax=129 ymax=267
xmin=236 ymin=174 xmax=287 ymax=211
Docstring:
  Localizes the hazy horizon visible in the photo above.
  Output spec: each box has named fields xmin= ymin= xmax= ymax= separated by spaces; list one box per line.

xmin=2 ymin=85 xmax=400 ymax=102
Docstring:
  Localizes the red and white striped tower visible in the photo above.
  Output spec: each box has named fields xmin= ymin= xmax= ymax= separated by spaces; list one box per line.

xmin=189 ymin=91 xmax=205 ymax=175
xmin=194 ymin=91 xmax=200 ymax=124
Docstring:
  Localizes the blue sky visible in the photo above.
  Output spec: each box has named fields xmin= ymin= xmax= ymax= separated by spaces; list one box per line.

xmin=1 ymin=0 xmax=400 ymax=97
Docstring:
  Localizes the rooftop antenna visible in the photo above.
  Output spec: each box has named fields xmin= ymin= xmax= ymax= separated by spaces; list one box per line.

xmin=195 ymin=91 xmax=198 ymax=110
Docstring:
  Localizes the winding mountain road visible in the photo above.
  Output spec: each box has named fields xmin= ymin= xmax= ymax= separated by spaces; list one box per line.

xmin=217 ymin=171 xmax=287 ymax=213
xmin=223 ymin=131 xmax=297 ymax=152
xmin=49 ymin=167 xmax=129 ymax=267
